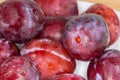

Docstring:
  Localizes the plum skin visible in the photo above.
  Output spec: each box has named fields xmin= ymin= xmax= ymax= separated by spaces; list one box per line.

xmin=34 ymin=0 xmax=78 ymax=17
xmin=0 ymin=0 xmax=45 ymax=43
xmin=20 ymin=38 xmax=76 ymax=80
xmin=85 ymin=3 xmax=120 ymax=45
xmin=0 ymin=56 xmax=39 ymax=80
xmin=87 ymin=49 xmax=120 ymax=80
xmin=49 ymin=73 xmax=85 ymax=80
xmin=0 ymin=38 xmax=19 ymax=64
xmin=62 ymin=13 xmax=110 ymax=61
xmin=39 ymin=17 xmax=68 ymax=42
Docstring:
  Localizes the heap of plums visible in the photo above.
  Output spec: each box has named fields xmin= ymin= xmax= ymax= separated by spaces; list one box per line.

xmin=0 ymin=0 xmax=119 ymax=80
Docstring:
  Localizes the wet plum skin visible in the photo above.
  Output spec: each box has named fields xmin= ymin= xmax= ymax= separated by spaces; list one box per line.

xmin=87 ymin=49 xmax=120 ymax=80
xmin=20 ymin=38 xmax=76 ymax=80
xmin=0 ymin=0 xmax=45 ymax=43
xmin=63 ymin=13 xmax=110 ymax=61
xmin=39 ymin=17 xmax=68 ymax=42
xmin=34 ymin=0 xmax=78 ymax=17
xmin=85 ymin=3 xmax=120 ymax=45
xmin=0 ymin=56 xmax=39 ymax=80
xmin=48 ymin=73 xmax=85 ymax=80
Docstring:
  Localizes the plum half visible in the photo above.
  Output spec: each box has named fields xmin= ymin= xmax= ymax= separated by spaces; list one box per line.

xmin=62 ymin=13 xmax=110 ymax=61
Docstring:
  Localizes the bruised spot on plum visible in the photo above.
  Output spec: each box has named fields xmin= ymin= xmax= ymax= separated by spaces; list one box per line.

xmin=75 ymin=36 xmax=81 ymax=43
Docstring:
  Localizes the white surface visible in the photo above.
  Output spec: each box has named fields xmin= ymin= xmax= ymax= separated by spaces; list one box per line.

xmin=74 ymin=1 xmax=120 ymax=80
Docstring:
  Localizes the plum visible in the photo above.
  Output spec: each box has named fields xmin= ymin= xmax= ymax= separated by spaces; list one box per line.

xmin=87 ymin=49 xmax=120 ymax=80
xmin=39 ymin=17 xmax=68 ymax=42
xmin=0 ymin=0 xmax=45 ymax=43
xmin=49 ymin=73 xmax=85 ymax=80
xmin=63 ymin=13 xmax=110 ymax=61
xmin=0 ymin=38 xmax=19 ymax=64
xmin=34 ymin=0 xmax=78 ymax=17
xmin=85 ymin=3 xmax=120 ymax=45
xmin=20 ymin=38 xmax=76 ymax=80
xmin=0 ymin=56 xmax=39 ymax=80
